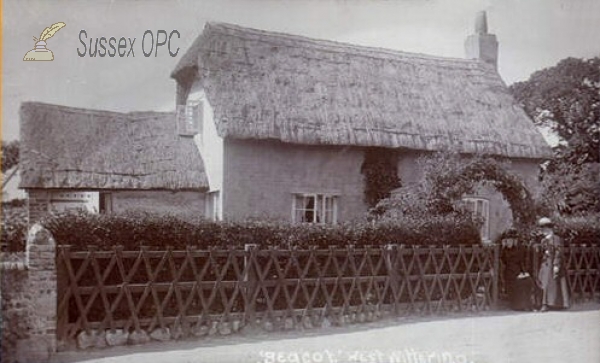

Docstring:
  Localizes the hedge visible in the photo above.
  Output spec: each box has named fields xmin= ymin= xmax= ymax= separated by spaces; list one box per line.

xmin=554 ymin=213 xmax=600 ymax=246
xmin=41 ymin=210 xmax=482 ymax=251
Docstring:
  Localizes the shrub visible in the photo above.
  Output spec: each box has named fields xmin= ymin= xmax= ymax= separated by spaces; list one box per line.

xmin=1 ymin=203 xmax=28 ymax=252
xmin=41 ymin=210 xmax=482 ymax=251
xmin=42 ymin=210 xmax=220 ymax=250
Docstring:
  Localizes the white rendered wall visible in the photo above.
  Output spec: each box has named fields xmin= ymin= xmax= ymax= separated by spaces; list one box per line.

xmin=188 ymin=83 xmax=223 ymax=219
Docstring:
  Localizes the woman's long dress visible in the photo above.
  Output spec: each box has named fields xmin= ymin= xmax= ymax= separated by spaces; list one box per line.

xmin=538 ymin=234 xmax=570 ymax=309
xmin=502 ymin=245 xmax=533 ymax=310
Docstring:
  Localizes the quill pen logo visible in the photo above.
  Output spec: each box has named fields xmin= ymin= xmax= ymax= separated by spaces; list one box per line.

xmin=23 ymin=22 xmax=66 ymax=61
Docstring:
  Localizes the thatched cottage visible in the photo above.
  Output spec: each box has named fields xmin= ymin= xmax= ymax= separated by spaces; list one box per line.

xmin=168 ymin=13 xmax=551 ymax=241
xmin=20 ymin=12 xmax=551 ymax=241
xmin=19 ymin=103 xmax=207 ymax=222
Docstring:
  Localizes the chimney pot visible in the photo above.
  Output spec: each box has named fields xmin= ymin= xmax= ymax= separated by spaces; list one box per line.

xmin=475 ymin=11 xmax=488 ymax=34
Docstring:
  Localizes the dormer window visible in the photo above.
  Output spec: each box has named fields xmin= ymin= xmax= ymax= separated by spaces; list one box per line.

xmin=177 ymin=99 xmax=202 ymax=136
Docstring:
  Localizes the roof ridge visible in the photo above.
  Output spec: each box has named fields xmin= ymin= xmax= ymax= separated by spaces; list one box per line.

xmin=21 ymin=101 xmax=174 ymax=120
xmin=206 ymin=21 xmax=481 ymax=67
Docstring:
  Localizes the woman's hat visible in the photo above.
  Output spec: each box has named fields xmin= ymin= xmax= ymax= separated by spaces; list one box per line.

xmin=538 ymin=217 xmax=553 ymax=227
xmin=505 ymin=228 xmax=518 ymax=238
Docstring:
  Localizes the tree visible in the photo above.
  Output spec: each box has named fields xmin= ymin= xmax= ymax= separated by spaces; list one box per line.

xmin=509 ymin=57 xmax=600 ymax=166
xmin=510 ymin=57 xmax=600 ymax=215
xmin=1 ymin=140 xmax=20 ymax=173
xmin=538 ymin=158 xmax=600 ymax=215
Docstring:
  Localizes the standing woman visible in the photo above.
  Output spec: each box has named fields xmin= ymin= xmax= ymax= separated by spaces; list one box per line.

xmin=501 ymin=228 xmax=533 ymax=310
xmin=537 ymin=217 xmax=570 ymax=311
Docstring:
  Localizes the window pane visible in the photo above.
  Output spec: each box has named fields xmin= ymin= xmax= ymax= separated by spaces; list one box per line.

xmin=306 ymin=196 xmax=315 ymax=222
xmin=295 ymin=209 xmax=304 ymax=223
xmin=324 ymin=209 xmax=333 ymax=224
xmin=466 ymin=200 xmax=474 ymax=213
xmin=294 ymin=196 xmax=302 ymax=222
xmin=295 ymin=195 xmax=316 ymax=223
xmin=463 ymin=198 xmax=490 ymax=241
xmin=323 ymin=196 xmax=333 ymax=223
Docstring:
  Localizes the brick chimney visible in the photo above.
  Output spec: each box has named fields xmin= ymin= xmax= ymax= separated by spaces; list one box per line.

xmin=465 ymin=11 xmax=498 ymax=69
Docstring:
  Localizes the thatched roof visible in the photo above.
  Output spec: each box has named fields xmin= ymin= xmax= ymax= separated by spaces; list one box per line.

xmin=19 ymin=102 xmax=208 ymax=190
xmin=172 ymin=22 xmax=552 ymax=159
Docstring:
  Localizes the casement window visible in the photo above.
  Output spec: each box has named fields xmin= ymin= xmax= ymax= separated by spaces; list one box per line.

xmin=176 ymin=99 xmax=202 ymax=136
xmin=205 ymin=191 xmax=220 ymax=221
xmin=463 ymin=197 xmax=490 ymax=242
xmin=292 ymin=194 xmax=338 ymax=224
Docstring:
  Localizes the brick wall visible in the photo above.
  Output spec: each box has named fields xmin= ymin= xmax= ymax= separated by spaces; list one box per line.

xmin=1 ymin=224 xmax=57 ymax=363
xmin=26 ymin=190 xmax=50 ymax=225
xmin=1 ymin=263 xmax=31 ymax=363
xmin=222 ymin=139 xmax=368 ymax=222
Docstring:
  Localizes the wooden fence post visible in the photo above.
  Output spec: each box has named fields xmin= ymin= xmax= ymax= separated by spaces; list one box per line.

xmin=492 ymin=244 xmax=500 ymax=309
xmin=55 ymin=245 xmax=69 ymax=349
xmin=384 ymin=244 xmax=399 ymax=315
xmin=244 ymin=244 xmax=257 ymax=327
xmin=531 ymin=244 xmax=541 ymax=308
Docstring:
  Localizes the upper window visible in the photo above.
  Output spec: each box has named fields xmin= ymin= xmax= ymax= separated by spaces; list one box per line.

xmin=177 ymin=100 xmax=202 ymax=136
xmin=463 ymin=197 xmax=490 ymax=242
xmin=292 ymin=194 xmax=338 ymax=224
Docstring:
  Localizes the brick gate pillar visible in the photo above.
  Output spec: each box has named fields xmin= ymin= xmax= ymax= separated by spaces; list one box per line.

xmin=22 ymin=223 xmax=58 ymax=362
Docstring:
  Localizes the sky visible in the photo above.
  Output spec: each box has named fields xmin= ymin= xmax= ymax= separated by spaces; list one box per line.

xmin=2 ymin=0 xmax=600 ymax=142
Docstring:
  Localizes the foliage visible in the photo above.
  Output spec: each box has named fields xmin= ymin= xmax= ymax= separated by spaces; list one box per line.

xmin=1 ymin=203 xmax=28 ymax=252
xmin=538 ymin=160 xmax=600 ymax=215
xmin=41 ymin=209 xmax=482 ymax=251
xmin=429 ymin=154 xmax=537 ymax=229
xmin=1 ymin=269 xmax=32 ymax=361
xmin=1 ymin=140 xmax=20 ymax=173
xmin=510 ymin=57 xmax=600 ymax=216
xmin=360 ymin=147 xmax=402 ymax=209
xmin=509 ymin=57 xmax=600 ymax=165
xmin=376 ymin=152 xmax=538 ymax=231
xmin=553 ymin=213 xmax=600 ymax=246
xmin=2 ymin=199 xmax=26 ymax=208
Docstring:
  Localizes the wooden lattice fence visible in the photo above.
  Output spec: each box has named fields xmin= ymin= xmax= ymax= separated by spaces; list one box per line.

xmin=56 ymin=244 xmax=499 ymax=344
xmin=531 ymin=244 xmax=600 ymax=303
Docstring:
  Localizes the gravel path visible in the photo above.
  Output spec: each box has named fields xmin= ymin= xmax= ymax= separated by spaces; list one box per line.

xmin=53 ymin=303 xmax=600 ymax=363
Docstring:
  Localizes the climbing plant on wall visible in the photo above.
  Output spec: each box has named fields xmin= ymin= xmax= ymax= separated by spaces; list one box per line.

xmin=420 ymin=152 xmax=539 ymax=230
xmin=375 ymin=151 xmax=540 ymax=232
xmin=361 ymin=147 xmax=402 ymax=209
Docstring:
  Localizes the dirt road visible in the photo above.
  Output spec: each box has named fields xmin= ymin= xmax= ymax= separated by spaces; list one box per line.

xmin=54 ymin=303 xmax=600 ymax=363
